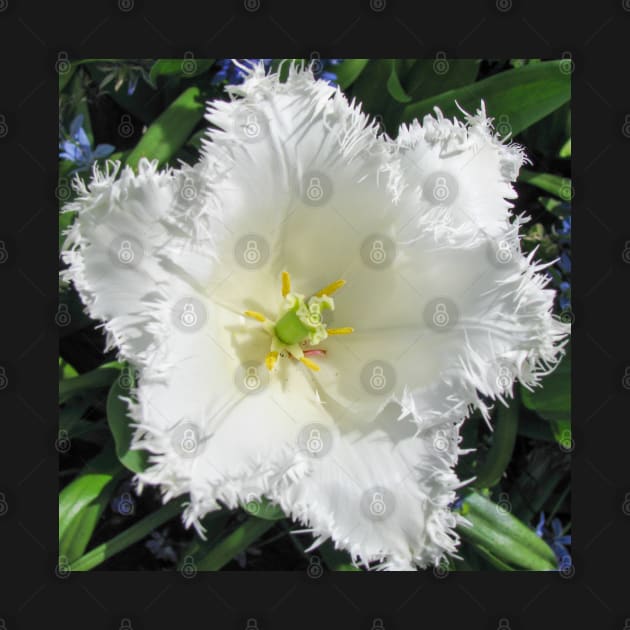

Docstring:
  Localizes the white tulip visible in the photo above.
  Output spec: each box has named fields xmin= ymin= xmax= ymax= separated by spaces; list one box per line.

xmin=61 ymin=62 xmax=569 ymax=570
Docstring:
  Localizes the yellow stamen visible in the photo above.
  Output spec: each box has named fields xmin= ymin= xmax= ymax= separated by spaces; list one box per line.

xmin=265 ymin=351 xmax=279 ymax=371
xmin=281 ymin=271 xmax=291 ymax=297
xmin=327 ymin=327 xmax=354 ymax=335
xmin=315 ymin=279 xmax=346 ymax=297
xmin=244 ymin=310 xmax=266 ymax=323
xmin=299 ymin=357 xmax=320 ymax=372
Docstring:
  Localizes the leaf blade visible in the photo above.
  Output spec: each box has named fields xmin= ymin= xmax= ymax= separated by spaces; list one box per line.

xmin=335 ymin=59 xmax=369 ymax=90
xmin=458 ymin=491 xmax=558 ymax=570
xmin=521 ymin=345 xmax=571 ymax=423
xmin=59 ymin=448 xmax=124 ymax=562
xmin=401 ymin=60 xmax=571 ymax=136
xmin=106 ymin=379 xmax=149 ymax=473
xmin=125 ymin=86 xmax=205 ymax=170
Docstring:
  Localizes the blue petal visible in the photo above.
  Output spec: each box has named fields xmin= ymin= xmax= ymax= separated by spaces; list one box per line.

xmin=127 ymin=74 xmax=139 ymax=96
xmin=92 ymin=144 xmax=116 ymax=159
xmin=59 ymin=141 xmax=82 ymax=163
xmin=551 ymin=518 xmax=564 ymax=537
xmin=557 ymin=553 xmax=572 ymax=570
xmin=69 ymin=114 xmax=84 ymax=137
xmin=535 ymin=512 xmax=546 ymax=537
xmin=75 ymin=126 xmax=90 ymax=150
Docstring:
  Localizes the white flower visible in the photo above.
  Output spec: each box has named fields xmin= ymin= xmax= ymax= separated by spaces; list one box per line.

xmin=61 ymin=63 xmax=569 ymax=570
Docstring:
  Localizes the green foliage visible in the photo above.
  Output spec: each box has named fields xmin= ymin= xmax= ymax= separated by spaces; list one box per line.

xmin=194 ymin=517 xmax=275 ymax=571
xmin=458 ymin=492 xmax=558 ymax=570
xmin=334 ymin=58 xmax=369 ymax=90
xmin=125 ymin=86 xmax=205 ymax=170
xmin=472 ymin=401 xmax=518 ymax=490
xmin=106 ymin=378 xmax=149 ymax=474
xmin=400 ymin=60 xmax=570 ymax=136
xmin=521 ymin=345 xmax=571 ymax=424
xmin=59 ymin=58 xmax=570 ymax=572
xmin=149 ymin=58 xmax=216 ymax=84
xmin=59 ymin=447 xmax=124 ymax=562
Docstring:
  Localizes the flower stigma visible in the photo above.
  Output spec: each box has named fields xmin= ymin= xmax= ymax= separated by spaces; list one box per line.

xmin=243 ymin=271 xmax=354 ymax=372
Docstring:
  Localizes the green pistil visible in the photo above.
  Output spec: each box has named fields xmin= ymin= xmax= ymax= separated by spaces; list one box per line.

xmin=274 ymin=293 xmax=333 ymax=346
xmin=275 ymin=309 xmax=311 ymax=345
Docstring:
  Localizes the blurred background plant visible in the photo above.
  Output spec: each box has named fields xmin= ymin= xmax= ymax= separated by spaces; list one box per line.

xmin=58 ymin=57 xmax=571 ymax=572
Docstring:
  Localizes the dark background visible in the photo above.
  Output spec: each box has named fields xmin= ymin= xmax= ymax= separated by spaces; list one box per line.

xmin=0 ymin=0 xmax=628 ymax=628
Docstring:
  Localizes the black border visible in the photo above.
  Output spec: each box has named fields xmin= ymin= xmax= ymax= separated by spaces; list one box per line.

xmin=1 ymin=0 xmax=628 ymax=628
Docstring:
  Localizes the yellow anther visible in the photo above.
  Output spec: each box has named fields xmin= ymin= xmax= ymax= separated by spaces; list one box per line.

xmin=326 ymin=327 xmax=354 ymax=335
xmin=265 ymin=351 xmax=279 ymax=371
xmin=244 ymin=310 xmax=266 ymax=323
xmin=315 ymin=279 xmax=346 ymax=297
xmin=299 ymin=357 xmax=320 ymax=372
xmin=281 ymin=271 xmax=291 ymax=297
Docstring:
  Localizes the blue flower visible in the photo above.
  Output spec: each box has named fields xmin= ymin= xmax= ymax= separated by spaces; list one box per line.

xmin=59 ymin=114 xmax=115 ymax=173
xmin=212 ymin=59 xmax=273 ymax=85
xmin=212 ymin=59 xmax=343 ymax=86
xmin=313 ymin=58 xmax=342 ymax=86
xmin=127 ymin=72 xmax=140 ymax=96
xmin=145 ymin=530 xmax=178 ymax=564
xmin=536 ymin=512 xmax=571 ymax=569
xmin=559 ymin=251 xmax=571 ymax=274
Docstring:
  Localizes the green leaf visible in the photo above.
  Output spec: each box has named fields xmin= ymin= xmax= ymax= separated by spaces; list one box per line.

xmin=458 ymin=491 xmax=557 ymax=570
xmin=106 ymin=379 xmax=149 ymax=473
xmin=519 ymin=168 xmax=573 ymax=201
xmin=517 ymin=412 xmax=555 ymax=442
xmin=269 ymin=59 xmax=305 ymax=83
xmin=59 ymin=398 xmax=91 ymax=436
xmin=59 ymin=364 xmax=121 ymax=404
xmin=401 ymin=60 xmax=571 ymax=136
xmin=521 ymin=345 xmax=571 ymax=423
xmin=319 ymin=540 xmax=360 ymax=571
xmin=178 ymin=512 xmax=232 ymax=565
xmin=59 ymin=63 xmax=77 ymax=93
xmin=70 ymin=498 xmax=186 ymax=571
xmin=125 ymin=86 xmax=205 ymax=170
xmin=59 ymin=358 xmax=78 ymax=379
xmin=550 ymin=418 xmax=572 ymax=450
xmin=509 ymin=448 xmax=567 ymax=522
xmin=195 ymin=516 xmax=275 ymax=571
xmin=350 ymin=59 xmax=395 ymax=117
xmin=149 ymin=59 xmax=215 ymax=84
xmin=83 ymin=63 xmax=160 ymax=125
xmin=519 ymin=102 xmax=570 ymax=157
xmin=404 ymin=59 xmax=480 ymax=102
xmin=59 ymin=448 xmax=124 ymax=562
xmin=241 ymin=495 xmax=285 ymax=520
xmin=471 ymin=543 xmax=515 ymax=571
xmin=472 ymin=401 xmax=519 ymax=489
xmin=538 ymin=196 xmax=570 ymax=218
xmin=349 ymin=59 xmax=414 ymax=134
xmin=559 ymin=137 xmax=571 ymax=158
xmin=335 ymin=59 xmax=369 ymax=90
xmin=386 ymin=60 xmax=412 ymax=103
xmin=186 ymin=128 xmax=206 ymax=151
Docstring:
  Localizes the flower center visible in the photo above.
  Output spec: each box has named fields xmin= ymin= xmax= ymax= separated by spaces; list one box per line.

xmin=243 ymin=271 xmax=353 ymax=372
